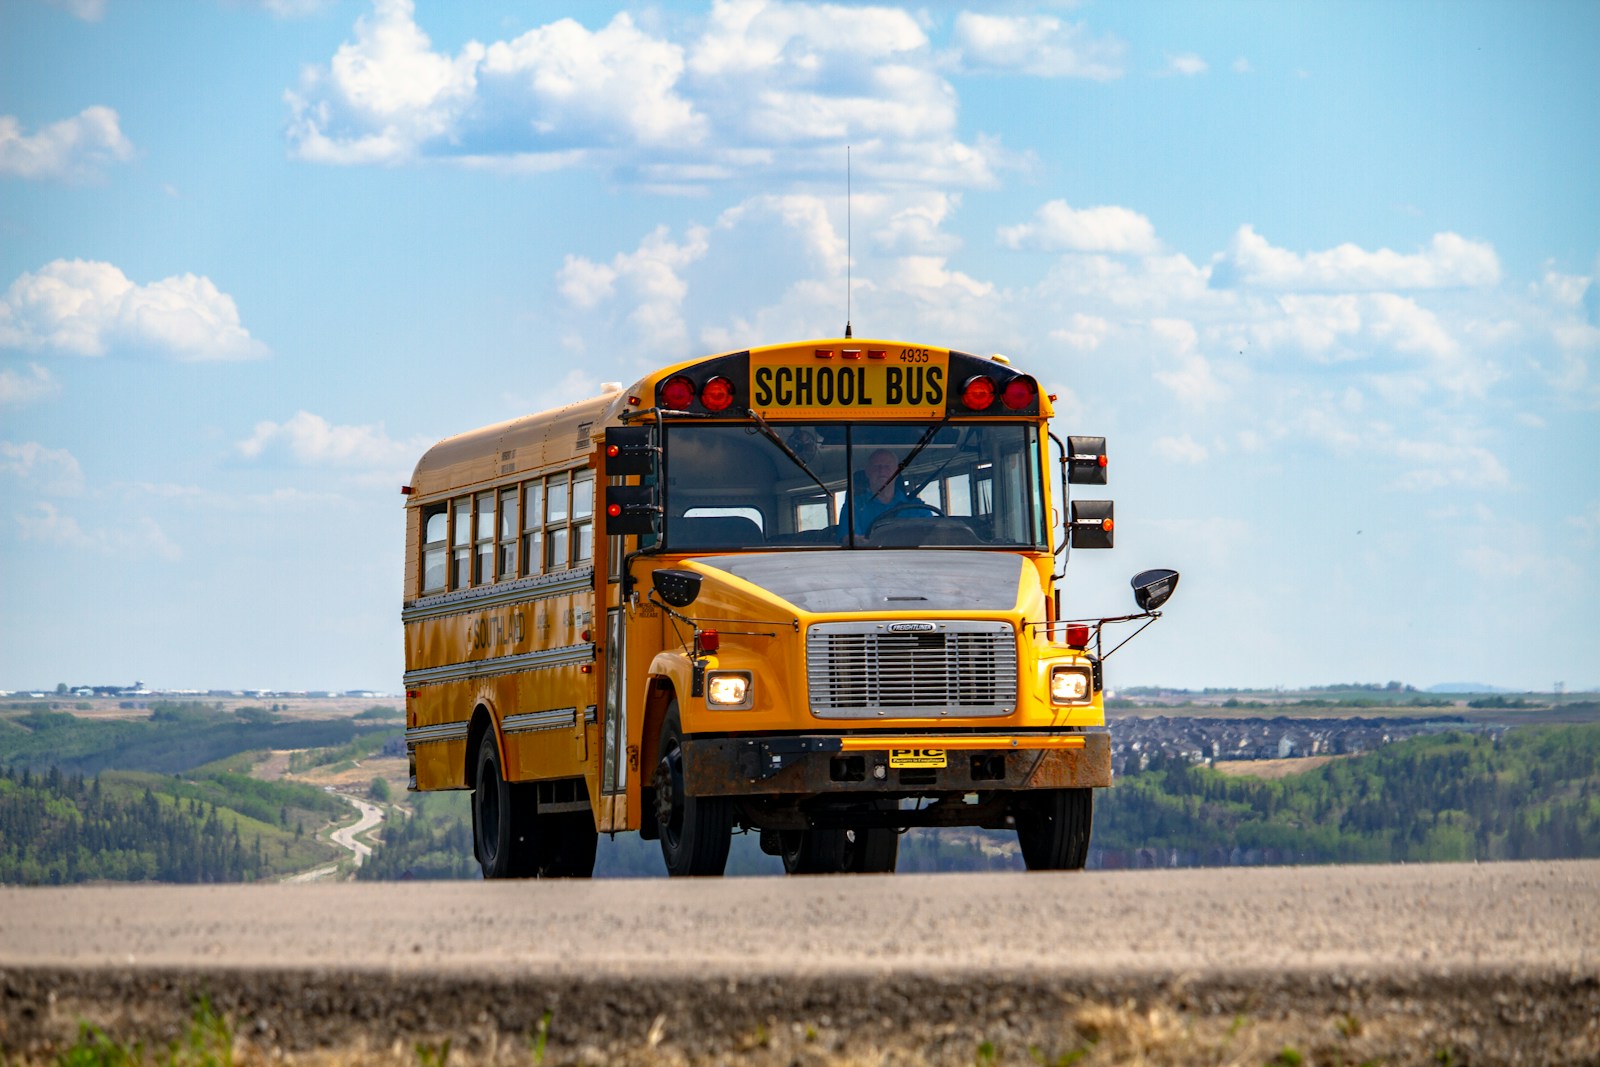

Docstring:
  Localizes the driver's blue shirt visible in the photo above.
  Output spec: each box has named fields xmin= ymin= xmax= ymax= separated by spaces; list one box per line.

xmin=848 ymin=486 xmax=919 ymax=537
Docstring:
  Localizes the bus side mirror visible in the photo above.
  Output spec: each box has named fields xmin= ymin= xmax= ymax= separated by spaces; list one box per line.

xmin=604 ymin=426 xmax=655 ymax=476
xmin=653 ymin=568 xmax=702 ymax=607
xmin=605 ymin=485 xmax=659 ymax=535
xmin=1132 ymin=568 xmax=1179 ymax=612
xmin=1067 ymin=436 xmax=1108 ymax=485
xmin=1069 ymin=500 xmax=1114 ymax=548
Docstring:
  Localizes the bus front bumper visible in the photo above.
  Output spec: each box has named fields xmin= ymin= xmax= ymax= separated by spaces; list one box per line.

xmin=680 ymin=729 xmax=1112 ymax=797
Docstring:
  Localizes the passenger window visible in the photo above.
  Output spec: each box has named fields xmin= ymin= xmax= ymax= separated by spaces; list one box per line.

xmin=475 ymin=493 xmax=495 ymax=583
xmin=498 ymin=488 xmax=519 ymax=579
xmin=548 ymin=479 xmax=569 ymax=525
xmin=573 ymin=474 xmax=594 ymax=564
xmin=422 ymin=506 xmax=447 ymax=592
xmin=523 ymin=482 xmax=544 ymax=576
xmin=452 ymin=498 xmax=472 ymax=589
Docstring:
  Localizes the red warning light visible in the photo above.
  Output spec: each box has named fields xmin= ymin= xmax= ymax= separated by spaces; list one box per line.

xmin=961 ymin=375 xmax=996 ymax=410
xmin=700 ymin=376 xmax=736 ymax=412
xmin=661 ymin=375 xmax=695 ymax=409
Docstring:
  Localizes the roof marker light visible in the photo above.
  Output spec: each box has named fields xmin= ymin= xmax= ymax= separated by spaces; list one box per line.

xmin=814 ymin=349 xmax=835 ymax=359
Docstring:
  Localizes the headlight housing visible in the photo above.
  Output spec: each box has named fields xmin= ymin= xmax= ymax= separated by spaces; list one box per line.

xmin=1049 ymin=664 xmax=1094 ymax=706
xmin=705 ymin=670 xmax=753 ymax=710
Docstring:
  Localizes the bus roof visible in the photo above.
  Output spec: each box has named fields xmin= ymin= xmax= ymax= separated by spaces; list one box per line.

xmin=407 ymin=338 xmax=1050 ymax=502
xmin=407 ymin=387 xmax=626 ymax=502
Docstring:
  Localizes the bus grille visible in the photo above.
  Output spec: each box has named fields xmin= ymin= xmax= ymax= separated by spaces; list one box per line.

xmin=806 ymin=621 xmax=1017 ymax=718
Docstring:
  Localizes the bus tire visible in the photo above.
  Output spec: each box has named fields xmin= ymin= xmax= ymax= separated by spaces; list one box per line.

xmin=472 ymin=731 xmax=537 ymax=879
xmin=539 ymin=812 xmax=598 ymax=878
xmin=780 ymin=801 xmax=899 ymax=875
xmin=1014 ymin=788 xmax=1093 ymax=871
xmin=653 ymin=701 xmax=732 ymax=877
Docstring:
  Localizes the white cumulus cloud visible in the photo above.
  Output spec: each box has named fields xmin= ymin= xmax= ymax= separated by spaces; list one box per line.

xmin=1152 ymin=434 xmax=1209 ymax=464
xmin=0 ymin=363 xmax=59 ymax=406
xmin=43 ymin=0 xmax=105 ymax=22
xmin=0 ymin=260 xmax=266 ymax=361
xmin=1 ymin=441 xmax=83 ymax=496
xmin=285 ymin=0 xmax=1007 ymax=188
xmin=1000 ymin=200 xmax=1160 ymax=254
xmin=0 ymin=106 xmax=134 ymax=182
xmin=16 ymin=502 xmax=182 ymax=562
xmin=1213 ymin=225 xmax=1501 ymax=291
xmin=236 ymin=411 xmax=423 ymax=472
xmin=1166 ymin=53 xmax=1208 ymax=76
xmin=950 ymin=12 xmax=1124 ymax=80
xmin=557 ymin=225 xmax=712 ymax=352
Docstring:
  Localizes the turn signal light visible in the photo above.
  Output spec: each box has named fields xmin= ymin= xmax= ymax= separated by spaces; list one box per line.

xmin=701 ymin=376 xmax=735 ymax=412
xmin=1065 ymin=623 xmax=1090 ymax=648
xmin=696 ymin=628 xmax=720 ymax=654
xmin=961 ymin=375 xmax=996 ymax=410
xmin=661 ymin=375 xmax=695 ymax=409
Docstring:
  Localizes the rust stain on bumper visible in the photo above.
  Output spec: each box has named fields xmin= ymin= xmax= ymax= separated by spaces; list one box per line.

xmin=681 ymin=731 xmax=1112 ymax=797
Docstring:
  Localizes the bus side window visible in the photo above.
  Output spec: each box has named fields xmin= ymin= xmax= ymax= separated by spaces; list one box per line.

xmin=945 ymin=472 xmax=973 ymax=516
xmin=547 ymin=475 xmax=570 ymax=570
xmin=523 ymin=480 xmax=544 ymax=576
xmin=422 ymin=505 xmax=448 ymax=593
xmin=452 ymin=497 xmax=472 ymax=589
xmin=573 ymin=473 xmax=594 ymax=564
xmin=475 ymin=493 xmax=495 ymax=583
xmin=498 ymin=488 xmax=519 ymax=579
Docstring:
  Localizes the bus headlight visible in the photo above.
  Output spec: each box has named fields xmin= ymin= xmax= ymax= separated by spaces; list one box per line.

xmin=1050 ymin=665 xmax=1094 ymax=705
xmin=706 ymin=671 xmax=753 ymax=710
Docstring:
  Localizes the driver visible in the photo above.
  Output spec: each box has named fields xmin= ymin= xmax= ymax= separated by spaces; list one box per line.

xmin=848 ymin=448 xmax=919 ymax=537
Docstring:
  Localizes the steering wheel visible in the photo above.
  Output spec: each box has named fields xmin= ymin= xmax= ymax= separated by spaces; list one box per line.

xmin=867 ymin=501 xmax=944 ymax=536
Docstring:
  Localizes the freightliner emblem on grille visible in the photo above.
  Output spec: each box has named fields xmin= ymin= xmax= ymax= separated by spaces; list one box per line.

xmin=888 ymin=622 xmax=937 ymax=632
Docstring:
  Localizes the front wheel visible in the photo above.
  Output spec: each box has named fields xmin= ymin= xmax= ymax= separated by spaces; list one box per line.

xmin=1014 ymin=788 xmax=1093 ymax=871
xmin=654 ymin=702 xmax=732 ymax=876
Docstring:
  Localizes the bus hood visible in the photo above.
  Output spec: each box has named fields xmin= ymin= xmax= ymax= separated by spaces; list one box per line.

xmin=687 ymin=551 xmax=1028 ymax=615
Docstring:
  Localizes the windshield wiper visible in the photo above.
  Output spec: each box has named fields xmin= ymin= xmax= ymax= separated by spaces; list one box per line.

xmin=744 ymin=408 xmax=836 ymax=511
xmin=888 ymin=414 xmax=953 ymax=490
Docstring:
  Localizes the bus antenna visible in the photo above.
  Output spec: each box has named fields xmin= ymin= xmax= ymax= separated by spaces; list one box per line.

xmin=844 ymin=145 xmax=852 ymax=339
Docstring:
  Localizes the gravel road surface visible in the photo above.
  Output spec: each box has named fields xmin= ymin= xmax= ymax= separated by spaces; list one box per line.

xmin=3 ymin=860 xmax=1597 ymax=1065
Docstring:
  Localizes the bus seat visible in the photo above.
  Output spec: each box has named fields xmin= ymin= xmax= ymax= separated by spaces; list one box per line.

xmin=670 ymin=515 xmax=765 ymax=549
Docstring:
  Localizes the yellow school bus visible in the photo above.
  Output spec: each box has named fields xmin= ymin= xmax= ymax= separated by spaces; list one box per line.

xmin=401 ymin=338 xmax=1178 ymax=877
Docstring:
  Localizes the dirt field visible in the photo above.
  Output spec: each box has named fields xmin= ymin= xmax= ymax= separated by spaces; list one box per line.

xmin=1211 ymin=755 xmax=1340 ymax=778
xmin=3 ymin=860 xmax=1596 ymax=1065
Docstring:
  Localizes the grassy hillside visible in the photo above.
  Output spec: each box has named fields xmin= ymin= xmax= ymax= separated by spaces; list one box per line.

xmin=1092 ymin=723 xmax=1600 ymax=864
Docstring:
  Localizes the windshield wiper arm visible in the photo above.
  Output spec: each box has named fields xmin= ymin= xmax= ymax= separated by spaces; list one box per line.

xmin=888 ymin=414 xmax=952 ymax=490
xmin=745 ymin=408 xmax=834 ymax=503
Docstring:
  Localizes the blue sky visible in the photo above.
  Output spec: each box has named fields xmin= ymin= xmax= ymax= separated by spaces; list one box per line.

xmin=2 ymin=0 xmax=1596 ymax=693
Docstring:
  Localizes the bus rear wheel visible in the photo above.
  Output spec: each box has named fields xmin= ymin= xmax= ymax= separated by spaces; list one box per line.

xmin=472 ymin=731 xmax=537 ymax=879
xmin=780 ymin=801 xmax=899 ymax=874
xmin=1014 ymin=788 xmax=1093 ymax=871
xmin=538 ymin=812 xmax=598 ymax=878
xmin=654 ymin=702 xmax=732 ymax=876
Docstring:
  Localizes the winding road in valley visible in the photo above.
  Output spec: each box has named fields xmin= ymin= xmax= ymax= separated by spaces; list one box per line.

xmin=282 ymin=791 xmax=384 ymax=883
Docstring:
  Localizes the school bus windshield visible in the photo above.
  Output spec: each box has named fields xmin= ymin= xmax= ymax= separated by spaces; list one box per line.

xmin=659 ymin=421 xmax=1046 ymax=551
